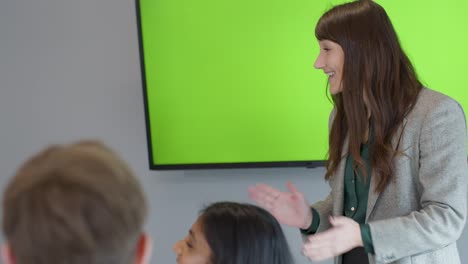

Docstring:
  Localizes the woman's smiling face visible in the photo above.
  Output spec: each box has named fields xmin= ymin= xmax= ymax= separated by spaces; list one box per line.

xmin=314 ymin=40 xmax=345 ymax=95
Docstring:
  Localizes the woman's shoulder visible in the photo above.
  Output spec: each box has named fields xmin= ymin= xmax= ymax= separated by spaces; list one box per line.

xmin=410 ymin=87 xmax=465 ymax=118
xmin=405 ymin=88 xmax=466 ymax=132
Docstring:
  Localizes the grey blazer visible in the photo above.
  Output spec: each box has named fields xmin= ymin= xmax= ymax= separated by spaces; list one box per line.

xmin=312 ymin=88 xmax=468 ymax=264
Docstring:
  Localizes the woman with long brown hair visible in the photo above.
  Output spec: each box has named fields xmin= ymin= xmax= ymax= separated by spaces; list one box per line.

xmin=249 ymin=1 xmax=467 ymax=263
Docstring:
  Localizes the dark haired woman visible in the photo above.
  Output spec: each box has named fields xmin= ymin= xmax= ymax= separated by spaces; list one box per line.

xmin=173 ymin=202 xmax=295 ymax=264
xmin=249 ymin=1 xmax=467 ymax=263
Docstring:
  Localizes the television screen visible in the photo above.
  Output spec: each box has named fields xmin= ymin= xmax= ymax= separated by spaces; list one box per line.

xmin=136 ymin=0 xmax=468 ymax=169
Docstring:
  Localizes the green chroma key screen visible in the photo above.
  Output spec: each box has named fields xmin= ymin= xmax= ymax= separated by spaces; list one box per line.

xmin=136 ymin=0 xmax=468 ymax=169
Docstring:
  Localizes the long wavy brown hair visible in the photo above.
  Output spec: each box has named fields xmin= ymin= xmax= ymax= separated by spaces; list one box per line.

xmin=317 ymin=0 xmax=422 ymax=193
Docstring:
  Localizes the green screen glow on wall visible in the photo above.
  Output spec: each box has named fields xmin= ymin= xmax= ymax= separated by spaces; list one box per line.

xmin=137 ymin=0 xmax=468 ymax=169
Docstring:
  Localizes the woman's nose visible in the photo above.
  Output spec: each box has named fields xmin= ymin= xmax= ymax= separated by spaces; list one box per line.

xmin=173 ymin=240 xmax=182 ymax=254
xmin=314 ymin=54 xmax=325 ymax=69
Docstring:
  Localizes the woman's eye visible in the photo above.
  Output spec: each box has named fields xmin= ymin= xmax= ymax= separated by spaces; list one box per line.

xmin=323 ymin=48 xmax=330 ymax=51
xmin=185 ymin=240 xmax=193 ymax=248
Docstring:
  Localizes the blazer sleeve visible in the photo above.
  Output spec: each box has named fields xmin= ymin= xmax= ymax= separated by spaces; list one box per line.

xmin=301 ymin=191 xmax=333 ymax=242
xmin=369 ymin=98 xmax=468 ymax=263
xmin=311 ymin=191 xmax=334 ymax=232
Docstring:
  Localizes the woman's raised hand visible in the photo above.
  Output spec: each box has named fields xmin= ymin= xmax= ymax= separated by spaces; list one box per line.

xmin=248 ymin=182 xmax=313 ymax=229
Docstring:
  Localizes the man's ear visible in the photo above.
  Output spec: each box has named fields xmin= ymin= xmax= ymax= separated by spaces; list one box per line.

xmin=1 ymin=243 xmax=15 ymax=264
xmin=135 ymin=233 xmax=153 ymax=264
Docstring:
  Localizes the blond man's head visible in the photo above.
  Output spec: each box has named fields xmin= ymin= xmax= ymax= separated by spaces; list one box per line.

xmin=2 ymin=140 xmax=151 ymax=264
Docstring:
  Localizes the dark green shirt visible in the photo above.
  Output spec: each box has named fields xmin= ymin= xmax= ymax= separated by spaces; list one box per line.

xmin=301 ymin=140 xmax=375 ymax=254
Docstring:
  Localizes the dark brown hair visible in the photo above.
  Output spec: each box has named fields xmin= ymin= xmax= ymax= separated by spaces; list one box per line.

xmin=2 ymin=140 xmax=148 ymax=264
xmin=316 ymin=0 xmax=422 ymax=192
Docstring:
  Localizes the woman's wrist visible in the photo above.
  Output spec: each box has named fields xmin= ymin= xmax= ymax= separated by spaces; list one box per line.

xmin=301 ymin=209 xmax=313 ymax=230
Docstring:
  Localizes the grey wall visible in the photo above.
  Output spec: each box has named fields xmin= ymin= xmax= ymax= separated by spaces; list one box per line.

xmin=0 ymin=1 xmax=466 ymax=264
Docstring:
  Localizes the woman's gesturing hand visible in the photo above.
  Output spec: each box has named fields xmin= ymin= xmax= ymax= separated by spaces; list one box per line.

xmin=248 ymin=182 xmax=313 ymax=229
xmin=302 ymin=216 xmax=363 ymax=262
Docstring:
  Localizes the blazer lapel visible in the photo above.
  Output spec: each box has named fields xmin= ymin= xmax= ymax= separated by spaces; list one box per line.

xmin=366 ymin=117 xmax=408 ymax=221
xmin=332 ymin=136 xmax=348 ymax=217
xmin=366 ymin=168 xmax=380 ymax=221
